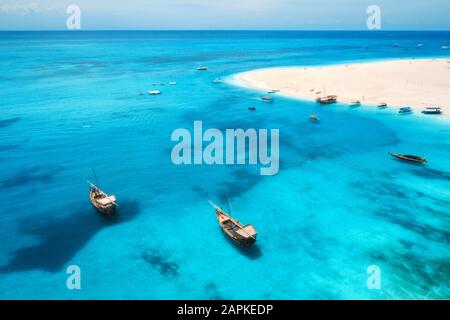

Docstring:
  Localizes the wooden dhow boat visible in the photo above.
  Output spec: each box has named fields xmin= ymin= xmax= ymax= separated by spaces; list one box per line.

xmin=389 ymin=152 xmax=427 ymax=164
xmin=316 ymin=95 xmax=337 ymax=104
xmin=209 ymin=200 xmax=257 ymax=247
xmin=88 ymin=181 xmax=117 ymax=216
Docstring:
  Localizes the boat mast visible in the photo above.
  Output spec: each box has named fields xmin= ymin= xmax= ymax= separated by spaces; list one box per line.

xmin=225 ymin=193 xmax=231 ymax=214
xmin=93 ymin=168 xmax=100 ymax=188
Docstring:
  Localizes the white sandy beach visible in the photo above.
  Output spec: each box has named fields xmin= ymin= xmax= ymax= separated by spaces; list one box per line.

xmin=237 ymin=58 xmax=450 ymax=114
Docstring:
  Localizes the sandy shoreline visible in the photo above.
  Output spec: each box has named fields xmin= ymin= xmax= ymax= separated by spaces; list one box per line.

xmin=236 ymin=58 xmax=450 ymax=115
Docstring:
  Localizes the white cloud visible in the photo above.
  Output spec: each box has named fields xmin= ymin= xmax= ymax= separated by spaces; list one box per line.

xmin=0 ymin=1 xmax=57 ymax=15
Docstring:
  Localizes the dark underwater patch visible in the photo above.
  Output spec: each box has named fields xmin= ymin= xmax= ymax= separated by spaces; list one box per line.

xmin=0 ymin=166 xmax=63 ymax=191
xmin=375 ymin=205 xmax=450 ymax=244
xmin=409 ymin=168 xmax=450 ymax=181
xmin=215 ymin=169 xmax=261 ymax=201
xmin=0 ymin=117 xmax=21 ymax=129
xmin=0 ymin=144 xmax=20 ymax=152
xmin=204 ymin=282 xmax=224 ymax=300
xmin=367 ymin=249 xmax=450 ymax=298
xmin=141 ymin=249 xmax=179 ymax=277
xmin=0 ymin=200 xmax=141 ymax=273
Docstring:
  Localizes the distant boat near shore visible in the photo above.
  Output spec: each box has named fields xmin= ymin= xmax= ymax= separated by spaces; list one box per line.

xmin=348 ymin=100 xmax=361 ymax=108
xmin=399 ymin=107 xmax=413 ymax=114
xmin=149 ymin=90 xmax=162 ymax=95
xmin=378 ymin=103 xmax=388 ymax=109
xmin=316 ymin=95 xmax=337 ymax=104
xmin=261 ymin=95 xmax=273 ymax=103
xmin=422 ymin=106 xmax=442 ymax=115
xmin=197 ymin=66 xmax=208 ymax=71
xmin=309 ymin=114 xmax=319 ymax=122
xmin=212 ymin=78 xmax=222 ymax=84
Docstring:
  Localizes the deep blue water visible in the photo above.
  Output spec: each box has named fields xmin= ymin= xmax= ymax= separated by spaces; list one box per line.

xmin=0 ymin=31 xmax=449 ymax=299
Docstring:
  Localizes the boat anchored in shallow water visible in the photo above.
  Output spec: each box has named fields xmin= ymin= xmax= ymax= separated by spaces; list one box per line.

xmin=378 ymin=103 xmax=388 ymax=109
xmin=316 ymin=95 xmax=337 ymax=104
xmin=389 ymin=152 xmax=427 ymax=164
xmin=88 ymin=181 xmax=117 ymax=216
xmin=197 ymin=66 xmax=208 ymax=71
xmin=399 ymin=107 xmax=413 ymax=114
xmin=309 ymin=114 xmax=319 ymax=122
xmin=422 ymin=107 xmax=442 ymax=115
xmin=261 ymin=95 xmax=273 ymax=103
xmin=209 ymin=200 xmax=257 ymax=247
xmin=148 ymin=90 xmax=162 ymax=95
xmin=348 ymin=100 xmax=361 ymax=107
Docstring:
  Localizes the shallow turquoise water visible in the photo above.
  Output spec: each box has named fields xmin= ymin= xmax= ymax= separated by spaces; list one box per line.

xmin=0 ymin=31 xmax=449 ymax=299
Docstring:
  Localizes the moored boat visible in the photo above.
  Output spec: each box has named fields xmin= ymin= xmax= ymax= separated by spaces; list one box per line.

xmin=316 ymin=95 xmax=337 ymax=104
xmin=378 ymin=103 xmax=388 ymax=109
xmin=148 ymin=90 xmax=162 ymax=95
xmin=422 ymin=106 xmax=442 ymax=115
xmin=399 ymin=107 xmax=413 ymax=114
xmin=261 ymin=95 xmax=273 ymax=103
xmin=197 ymin=66 xmax=208 ymax=71
xmin=212 ymin=78 xmax=222 ymax=84
xmin=389 ymin=152 xmax=427 ymax=164
xmin=248 ymin=106 xmax=256 ymax=111
xmin=88 ymin=181 xmax=117 ymax=216
xmin=348 ymin=100 xmax=361 ymax=107
xmin=309 ymin=114 xmax=319 ymax=122
xmin=209 ymin=200 xmax=257 ymax=247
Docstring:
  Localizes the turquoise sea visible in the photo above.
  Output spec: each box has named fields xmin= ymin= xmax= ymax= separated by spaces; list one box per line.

xmin=0 ymin=31 xmax=449 ymax=299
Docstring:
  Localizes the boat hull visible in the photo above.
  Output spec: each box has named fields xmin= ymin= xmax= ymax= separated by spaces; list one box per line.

xmin=216 ymin=211 xmax=256 ymax=247
xmin=389 ymin=152 xmax=427 ymax=164
xmin=89 ymin=190 xmax=117 ymax=216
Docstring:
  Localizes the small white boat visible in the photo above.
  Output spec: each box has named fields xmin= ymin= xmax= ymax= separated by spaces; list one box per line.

xmin=261 ymin=95 xmax=273 ymax=103
xmin=212 ymin=79 xmax=222 ymax=84
xmin=348 ymin=101 xmax=361 ymax=107
xmin=309 ymin=114 xmax=319 ymax=122
xmin=197 ymin=66 xmax=208 ymax=71
xmin=148 ymin=90 xmax=162 ymax=95
xmin=168 ymin=82 xmax=177 ymax=85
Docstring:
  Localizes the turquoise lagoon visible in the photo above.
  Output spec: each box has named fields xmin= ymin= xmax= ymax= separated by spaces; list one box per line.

xmin=0 ymin=31 xmax=449 ymax=299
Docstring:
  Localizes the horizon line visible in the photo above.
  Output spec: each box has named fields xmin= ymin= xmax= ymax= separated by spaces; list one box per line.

xmin=0 ymin=29 xmax=449 ymax=32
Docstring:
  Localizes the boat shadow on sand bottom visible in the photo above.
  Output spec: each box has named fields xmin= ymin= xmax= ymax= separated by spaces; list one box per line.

xmin=0 ymin=199 xmax=141 ymax=274
xmin=220 ymin=231 xmax=263 ymax=260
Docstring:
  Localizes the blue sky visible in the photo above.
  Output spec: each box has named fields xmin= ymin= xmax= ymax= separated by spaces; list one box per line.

xmin=0 ymin=0 xmax=449 ymax=30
